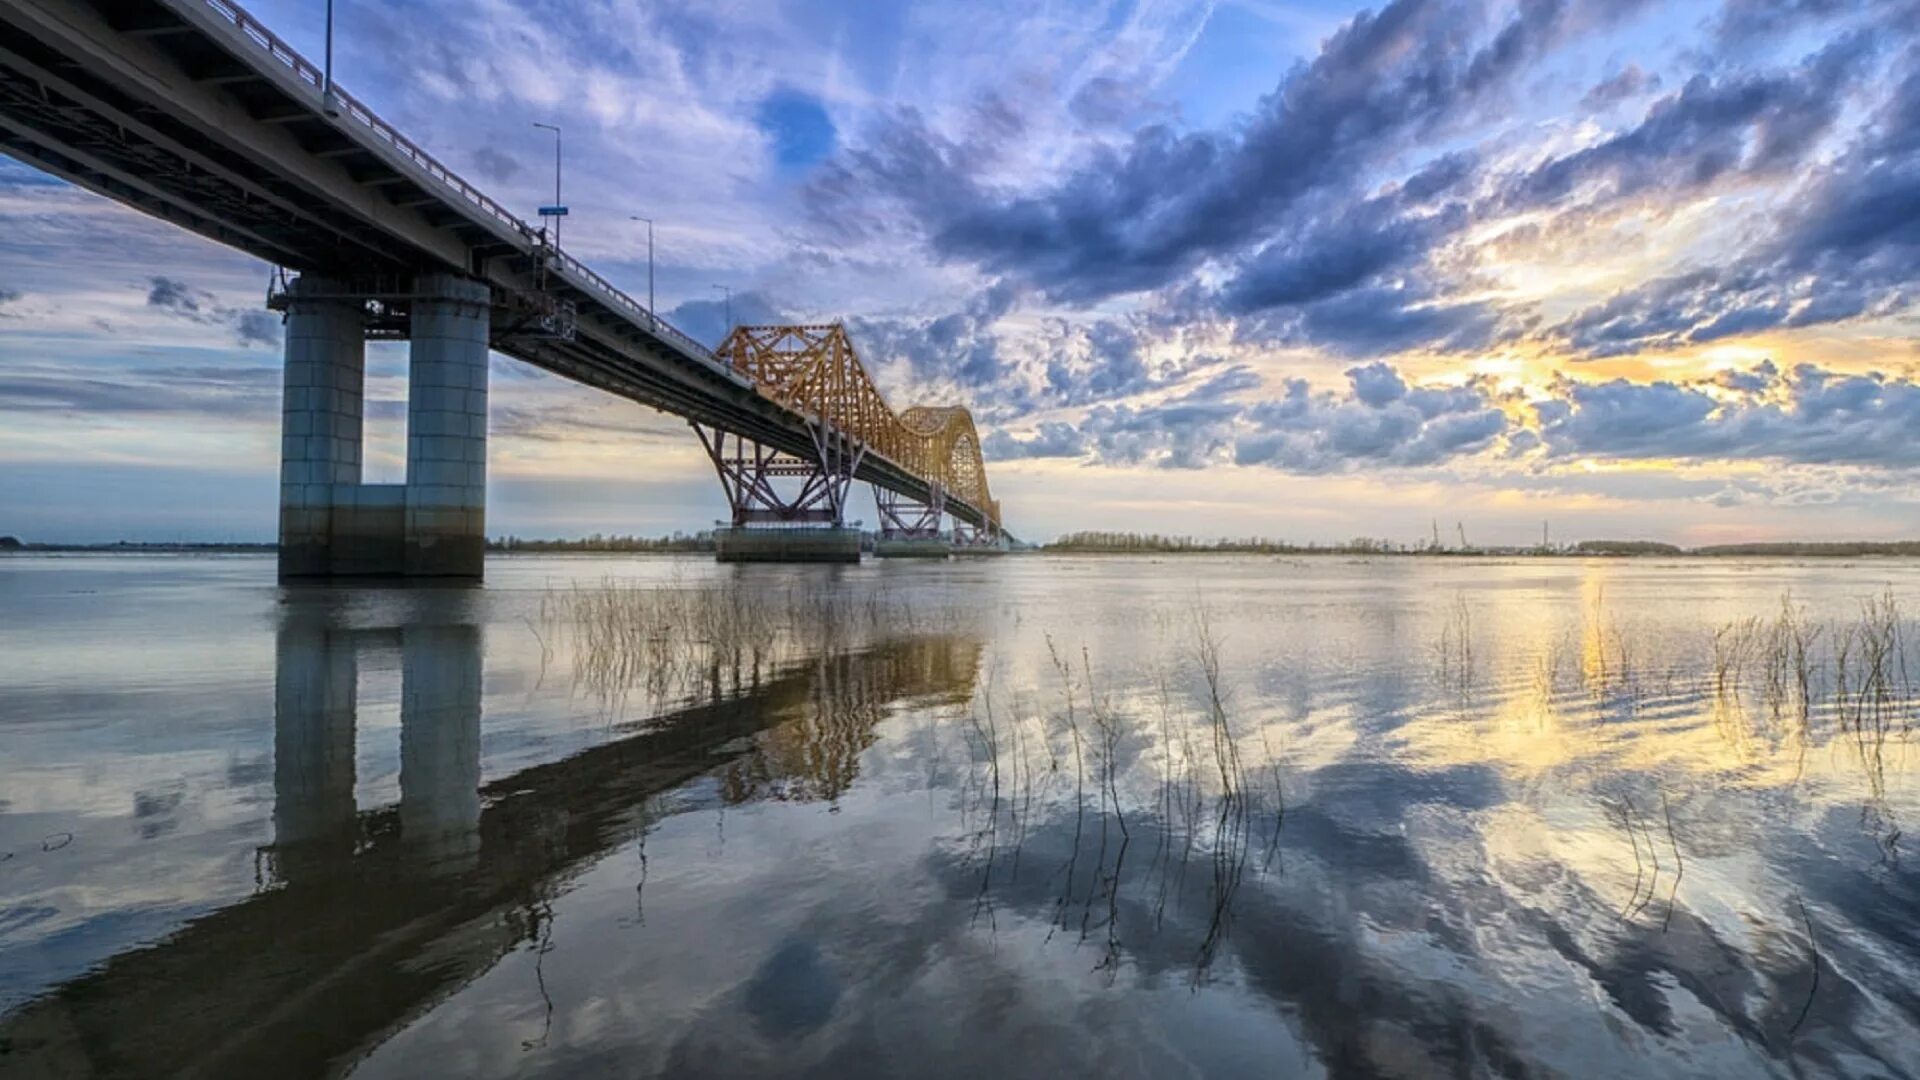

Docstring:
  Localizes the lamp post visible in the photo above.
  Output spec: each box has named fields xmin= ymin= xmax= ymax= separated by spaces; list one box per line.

xmin=321 ymin=0 xmax=339 ymax=117
xmin=712 ymin=284 xmax=732 ymax=334
xmin=629 ymin=215 xmax=654 ymax=330
xmin=532 ymin=121 xmax=562 ymax=249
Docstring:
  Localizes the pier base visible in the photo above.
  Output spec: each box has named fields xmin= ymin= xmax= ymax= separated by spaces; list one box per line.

xmin=874 ymin=537 xmax=951 ymax=559
xmin=714 ymin=527 xmax=862 ymax=563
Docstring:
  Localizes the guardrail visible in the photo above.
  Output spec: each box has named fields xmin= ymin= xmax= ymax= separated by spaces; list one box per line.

xmin=195 ymin=0 xmax=726 ymax=372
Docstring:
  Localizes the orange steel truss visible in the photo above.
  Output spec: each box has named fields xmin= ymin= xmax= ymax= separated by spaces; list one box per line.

xmin=712 ymin=324 xmax=1002 ymax=531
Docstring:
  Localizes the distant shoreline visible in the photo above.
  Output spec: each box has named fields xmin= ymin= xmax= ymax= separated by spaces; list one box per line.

xmin=5 ymin=540 xmax=1920 ymax=559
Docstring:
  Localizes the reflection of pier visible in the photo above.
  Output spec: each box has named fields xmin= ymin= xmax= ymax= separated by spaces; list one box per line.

xmin=274 ymin=622 xmax=485 ymax=876
xmin=1 ymin=614 xmax=979 ymax=1077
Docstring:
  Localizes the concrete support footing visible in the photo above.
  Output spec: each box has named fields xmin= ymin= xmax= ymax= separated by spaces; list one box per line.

xmin=875 ymin=537 xmax=951 ymax=559
xmin=277 ymin=272 xmax=490 ymax=580
xmin=715 ymin=527 xmax=862 ymax=563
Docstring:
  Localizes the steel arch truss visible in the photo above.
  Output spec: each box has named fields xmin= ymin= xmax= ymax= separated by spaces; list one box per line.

xmin=695 ymin=422 xmax=867 ymax=528
xmin=952 ymin=520 xmax=1004 ymax=550
xmin=715 ymin=324 xmax=1002 ymax=532
xmin=874 ymin=483 xmax=944 ymax=540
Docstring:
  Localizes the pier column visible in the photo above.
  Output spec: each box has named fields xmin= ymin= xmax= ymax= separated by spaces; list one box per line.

xmin=272 ymin=622 xmax=358 ymax=874
xmin=404 ymin=273 xmax=491 ymax=578
xmin=399 ymin=623 xmax=483 ymax=869
xmin=278 ymin=276 xmax=365 ymax=579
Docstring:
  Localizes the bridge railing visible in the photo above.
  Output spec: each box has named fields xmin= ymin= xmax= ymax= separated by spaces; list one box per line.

xmin=542 ymin=248 xmax=722 ymax=364
xmin=194 ymin=0 xmax=726 ymax=370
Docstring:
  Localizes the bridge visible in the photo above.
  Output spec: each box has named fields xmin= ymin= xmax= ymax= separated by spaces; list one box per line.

xmin=0 ymin=0 xmax=1010 ymax=576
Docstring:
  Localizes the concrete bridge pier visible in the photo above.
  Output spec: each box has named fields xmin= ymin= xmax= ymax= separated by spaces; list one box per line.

xmin=402 ymin=275 xmax=491 ymax=578
xmin=278 ymin=277 xmax=367 ymax=579
xmin=277 ymin=273 xmax=490 ymax=580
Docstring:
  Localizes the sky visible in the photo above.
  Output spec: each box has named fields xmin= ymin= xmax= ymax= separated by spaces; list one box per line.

xmin=2 ymin=0 xmax=1918 ymax=545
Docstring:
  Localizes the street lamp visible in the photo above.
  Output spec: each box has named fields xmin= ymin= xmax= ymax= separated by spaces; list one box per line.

xmin=712 ymin=284 xmax=732 ymax=333
xmin=630 ymin=215 xmax=655 ymax=330
xmin=532 ymin=122 xmax=563 ymax=249
xmin=321 ymin=0 xmax=339 ymax=117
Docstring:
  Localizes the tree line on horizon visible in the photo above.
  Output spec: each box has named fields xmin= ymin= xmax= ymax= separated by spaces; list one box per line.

xmin=1042 ymin=531 xmax=1920 ymax=557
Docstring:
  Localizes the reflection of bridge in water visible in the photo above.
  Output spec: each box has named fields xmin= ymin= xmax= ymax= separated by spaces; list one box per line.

xmin=0 ymin=607 xmax=980 ymax=1077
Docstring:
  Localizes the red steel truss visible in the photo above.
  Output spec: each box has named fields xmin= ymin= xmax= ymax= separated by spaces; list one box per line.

xmin=694 ymin=422 xmax=867 ymax=527
xmin=874 ymin=483 xmax=944 ymax=540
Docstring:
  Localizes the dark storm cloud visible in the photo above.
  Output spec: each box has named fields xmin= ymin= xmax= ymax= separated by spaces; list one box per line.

xmin=1535 ymin=362 xmax=1920 ymax=466
xmin=927 ymin=0 xmax=1638 ymax=304
xmin=145 ymin=276 xmax=282 ymax=349
xmin=0 ymin=364 xmax=281 ymax=419
xmin=981 ymin=420 xmax=1086 ymax=459
xmin=1507 ymin=34 xmax=1875 ymax=215
xmin=848 ymin=281 xmax=1018 ymax=392
xmin=1219 ymin=185 xmax=1468 ymax=314
xmin=987 ymin=357 xmax=1920 ymax=473
xmin=1710 ymin=0 xmax=1897 ymax=44
xmin=1551 ymin=43 xmax=1920 ymax=355
xmin=1233 ymin=366 xmax=1508 ymax=472
xmin=801 ymin=0 xmax=1920 ymax=366
xmin=812 ymin=0 xmax=1646 ymax=343
xmin=984 ymin=361 xmax=1508 ymax=472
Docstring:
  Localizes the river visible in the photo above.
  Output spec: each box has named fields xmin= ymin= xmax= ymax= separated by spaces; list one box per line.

xmin=1 ymin=553 xmax=1917 ymax=1077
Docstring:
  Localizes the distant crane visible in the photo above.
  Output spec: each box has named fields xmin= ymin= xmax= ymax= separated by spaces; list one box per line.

xmin=1457 ymin=521 xmax=1470 ymax=551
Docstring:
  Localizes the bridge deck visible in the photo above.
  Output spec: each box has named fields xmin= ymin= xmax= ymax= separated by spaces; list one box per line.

xmin=0 ymin=0 xmax=1003 ymax=531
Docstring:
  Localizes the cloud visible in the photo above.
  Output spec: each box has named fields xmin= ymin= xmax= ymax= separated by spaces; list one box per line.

xmin=980 ymin=361 xmax=1508 ymax=473
xmin=1551 ymin=40 xmax=1920 ymax=354
xmin=1711 ymin=0 xmax=1896 ymax=44
xmin=819 ymin=0 xmax=1645 ymax=316
xmin=145 ymin=276 xmax=281 ymax=349
xmin=985 ymin=356 xmax=1920 ymax=478
xmin=1535 ymin=361 xmax=1920 ymax=466
xmin=982 ymin=420 xmax=1086 ymax=460
xmin=1219 ymin=175 xmax=1469 ymax=314
xmin=1234 ymin=367 xmax=1508 ymax=473
xmin=665 ymin=291 xmax=794 ymax=349
xmin=848 ymin=281 xmax=1020 ymax=394
xmin=0 ymin=364 xmax=281 ymax=420
xmin=469 ymin=146 xmax=521 ymax=184
xmin=1582 ymin=64 xmax=1661 ymax=109
xmin=1508 ymin=33 xmax=1875 ymax=218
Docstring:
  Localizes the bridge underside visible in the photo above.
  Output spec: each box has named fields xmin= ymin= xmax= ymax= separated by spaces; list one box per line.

xmin=0 ymin=0 xmax=1007 ymax=574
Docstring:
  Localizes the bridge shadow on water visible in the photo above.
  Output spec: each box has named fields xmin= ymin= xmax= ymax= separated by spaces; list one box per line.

xmin=0 ymin=587 xmax=982 ymax=1078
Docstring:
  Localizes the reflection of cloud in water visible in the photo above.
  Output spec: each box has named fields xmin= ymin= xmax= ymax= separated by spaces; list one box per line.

xmin=743 ymin=940 xmax=842 ymax=1039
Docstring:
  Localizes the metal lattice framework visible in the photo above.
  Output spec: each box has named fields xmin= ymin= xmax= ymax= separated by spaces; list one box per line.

xmin=706 ymin=324 xmax=1002 ymax=532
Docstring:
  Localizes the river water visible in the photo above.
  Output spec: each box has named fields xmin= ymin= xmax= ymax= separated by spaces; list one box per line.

xmin=1 ymin=553 xmax=1917 ymax=1078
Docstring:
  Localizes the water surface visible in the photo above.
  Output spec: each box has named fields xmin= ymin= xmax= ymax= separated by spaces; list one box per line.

xmin=2 ymin=553 xmax=1918 ymax=1077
